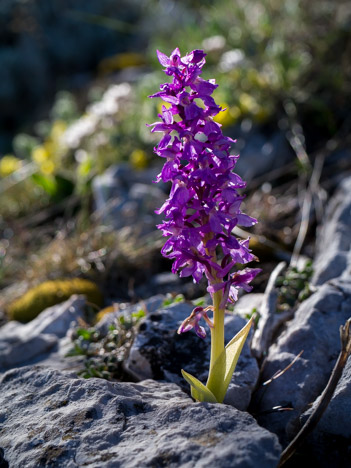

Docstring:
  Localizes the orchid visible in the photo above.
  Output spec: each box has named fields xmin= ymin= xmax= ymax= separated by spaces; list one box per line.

xmin=149 ymin=47 xmax=261 ymax=403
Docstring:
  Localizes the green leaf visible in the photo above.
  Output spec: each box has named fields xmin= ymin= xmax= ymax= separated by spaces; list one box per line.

xmin=76 ymin=328 xmax=94 ymax=341
xmin=208 ymin=317 xmax=253 ymax=403
xmin=132 ymin=309 xmax=146 ymax=320
xmin=181 ymin=369 xmax=217 ymax=403
xmin=31 ymin=173 xmax=58 ymax=196
xmin=192 ymin=297 xmax=206 ymax=307
xmin=162 ymin=294 xmax=185 ymax=307
xmin=174 ymin=294 xmax=185 ymax=303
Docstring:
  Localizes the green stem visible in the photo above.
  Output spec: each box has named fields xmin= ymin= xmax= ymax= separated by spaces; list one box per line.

xmin=206 ymin=289 xmax=225 ymax=399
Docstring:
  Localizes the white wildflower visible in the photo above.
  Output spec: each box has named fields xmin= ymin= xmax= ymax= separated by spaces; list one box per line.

xmin=219 ymin=49 xmax=245 ymax=72
xmin=202 ymin=35 xmax=226 ymax=53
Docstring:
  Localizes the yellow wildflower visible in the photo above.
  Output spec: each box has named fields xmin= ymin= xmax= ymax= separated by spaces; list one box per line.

xmin=32 ymin=145 xmax=50 ymax=164
xmin=0 ymin=155 xmax=22 ymax=177
xmin=238 ymin=93 xmax=259 ymax=114
xmin=50 ymin=120 xmax=67 ymax=140
xmin=130 ymin=149 xmax=148 ymax=170
xmin=40 ymin=160 xmax=55 ymax=175
xmin=214 ymin=104 xmax=240 ymax=127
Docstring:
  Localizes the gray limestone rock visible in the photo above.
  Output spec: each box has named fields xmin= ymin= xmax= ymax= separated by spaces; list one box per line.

xmin=125 ymin=302 xmax=259 ymax=410
xmin=233 ymin=292 xmax=265 ymax=318
xmin=313 ymin=176 xmax=351 ymax=285
xmin=95 ymin=294 xmax=165 ymax=334
xmin=304 ymin=353 xmax=351 ymax=437
xmin=0 ymin=447 xmax=8 ymax=468
xmin=249 ymin=175 xmax=351 ymax=467
xmin=251 ymin=262 xmax=293 ymax=360
xmin=297 ymin=356 xmax=351 ymax=467
xmin=0 ymin=296 xmax=86 ymax=372
xmin=252 ymin=281 xmax=351 ymax=445
xmin=134 ymin=273 xmax=209 ymax=300
xmin=92 ymin=164 xmax=166 ymax=233
xmin=234 ymin=130 xmax=293 ymax=182
xmin=0 ymin=366 xmax=281 ymax=468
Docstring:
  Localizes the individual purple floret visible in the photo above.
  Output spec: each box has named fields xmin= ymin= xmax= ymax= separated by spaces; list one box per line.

xmin=177 ymin=306 xmax=214 ymax=339
xmin=149 ymin=48 xmax=260 ymax=327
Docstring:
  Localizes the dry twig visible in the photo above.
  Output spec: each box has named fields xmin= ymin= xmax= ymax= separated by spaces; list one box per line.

xmin=279 ymin=318 xmax=351 ymax=467
xmin=263 ymin=350 xmax=304 ymax=386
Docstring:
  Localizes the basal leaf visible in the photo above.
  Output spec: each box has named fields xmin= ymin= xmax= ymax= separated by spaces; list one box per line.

xmin=207 ymin=317 xmax=253 ymax=403
xmin=181 ymin=369 xmax=217 ymax=403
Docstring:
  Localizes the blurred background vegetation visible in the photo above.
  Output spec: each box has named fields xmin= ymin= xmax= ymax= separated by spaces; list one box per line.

xmin=0 ymin=0 xmax=350 ymax=319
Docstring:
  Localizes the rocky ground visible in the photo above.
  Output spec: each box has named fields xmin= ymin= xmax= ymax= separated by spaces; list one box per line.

xmin=0 ymin=176 xmax=350 ymax=467
xmin=1 ymin=2 xmax=350 ymax=465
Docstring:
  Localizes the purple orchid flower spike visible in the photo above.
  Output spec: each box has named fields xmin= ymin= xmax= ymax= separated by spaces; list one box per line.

xmin=149 ymin=48 xmax=261 ymax=403
xmin=177 ymin=306 xmax=214 ymax=339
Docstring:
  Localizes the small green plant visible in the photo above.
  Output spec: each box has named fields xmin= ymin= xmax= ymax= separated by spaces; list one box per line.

xmin=276 ymin=261 xmax=313 ymax=311
xmin=245 ymin=307 xmax=261 ymax=328
xmin=66 ymin=309 xmax=146 ymax=380
xmin=162 ymin=294 xmax=185 ymax=307
xmin=192 ymin=296 xmax=207 ymax=307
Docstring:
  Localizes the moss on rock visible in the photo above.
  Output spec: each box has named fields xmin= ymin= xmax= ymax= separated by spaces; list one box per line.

xmin=6 ymin=278 xmax=104 ymax=323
